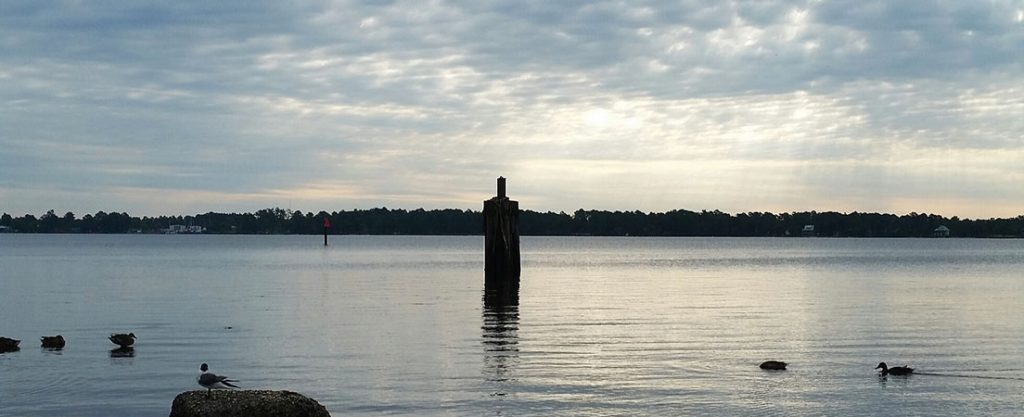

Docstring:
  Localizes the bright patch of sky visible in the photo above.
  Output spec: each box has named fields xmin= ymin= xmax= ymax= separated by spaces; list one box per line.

xmin=1 ymin=1 xmax=1022 ymax=217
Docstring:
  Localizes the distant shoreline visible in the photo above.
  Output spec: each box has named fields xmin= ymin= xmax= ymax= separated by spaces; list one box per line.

xmin=3 ymin=207 xmax=1022 ymax=238
xmin=1 ymin=232 xmax=1023 ymax=239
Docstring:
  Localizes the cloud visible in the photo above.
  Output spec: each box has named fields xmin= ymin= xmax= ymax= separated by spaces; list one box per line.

xmin=1 ymin=0 xmax=1022 ymax=217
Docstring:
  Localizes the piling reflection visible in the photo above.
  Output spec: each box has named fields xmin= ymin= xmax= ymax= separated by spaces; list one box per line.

xmin=482 ymin=294 xmax=520 ymax=400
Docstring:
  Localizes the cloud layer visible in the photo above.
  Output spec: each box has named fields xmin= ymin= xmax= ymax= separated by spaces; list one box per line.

xmin=2 ymin=1 xmax=1022 ymax=217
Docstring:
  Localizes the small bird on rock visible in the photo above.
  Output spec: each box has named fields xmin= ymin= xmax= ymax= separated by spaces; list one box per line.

xmin=197 ymin=363 xmax=239 ymax=396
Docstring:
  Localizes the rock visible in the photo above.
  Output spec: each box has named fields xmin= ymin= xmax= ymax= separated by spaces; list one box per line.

xmin=169 ymin=390 xmax=330 ymax=417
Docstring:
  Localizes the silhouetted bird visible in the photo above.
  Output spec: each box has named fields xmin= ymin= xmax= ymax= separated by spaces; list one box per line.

xmin=198 ymin=363 xmax=239 ymax=396
xmin=0 ymin=337 xmax=20 ymax=353
xmin=760 ymin=360 xmax=787 ymax=370
xmin=109 ymin=333 xmax=135 ymax=348
xmin=41 ymin=335 xmax=66 ymax=349
xmin=876 ymin=362 xmax=913 ymax=376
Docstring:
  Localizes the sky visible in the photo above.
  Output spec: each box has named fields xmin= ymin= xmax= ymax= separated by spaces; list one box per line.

xmin=1 ymin=1 xmax=1023 ymax=218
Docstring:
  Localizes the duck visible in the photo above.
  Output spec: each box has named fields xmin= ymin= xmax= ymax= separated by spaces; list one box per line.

xmin=109 ymin=333 xmax=136 ymax=348
xmin=0 ymin=337 xmax=20 ymax=353
xmin=876 ymin=362 xmax=913 ymax=376
xmin=759 ymin=360 xmax=787 ymax=370
xmin=41 ymin=335 xmax=66 ymax=349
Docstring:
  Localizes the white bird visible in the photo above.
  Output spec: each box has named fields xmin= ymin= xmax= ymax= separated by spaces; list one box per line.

xmin=197 ymin=363 xmax=239 ymax=396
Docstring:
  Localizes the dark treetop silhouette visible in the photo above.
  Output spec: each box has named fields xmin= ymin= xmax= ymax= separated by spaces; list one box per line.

xmin=3 ymin=208 xmax=1023 ymax=237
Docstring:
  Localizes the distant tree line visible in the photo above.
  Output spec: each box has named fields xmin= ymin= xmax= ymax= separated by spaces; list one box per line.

xmin=1 ymin=208 xmax=1023 ymax=237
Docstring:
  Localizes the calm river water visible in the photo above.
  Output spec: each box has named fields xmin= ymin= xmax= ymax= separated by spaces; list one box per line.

xmin=1 ymin=235 xmax=1023 ymax=416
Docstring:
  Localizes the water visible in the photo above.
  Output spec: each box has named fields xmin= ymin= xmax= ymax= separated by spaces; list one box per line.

xmin=2 ymin=235 xmax=1023 ymax=416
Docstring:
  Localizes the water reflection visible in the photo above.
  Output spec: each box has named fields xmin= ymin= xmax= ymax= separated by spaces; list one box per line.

xmin=109 ymin=346 xmax=135 ymax=358
xmin=482 ymin=298 xmax=520 ymax=400
xmin=42 ymin=347 xmax=64 ymax=355
xmin=877 ymin=374 xmax=912 ymax=389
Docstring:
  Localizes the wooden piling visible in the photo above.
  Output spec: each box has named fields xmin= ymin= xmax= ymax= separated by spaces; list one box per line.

xmin=484 ymin=177 xmax=520 ymax=306
xmin=322 ymin=216 xmax=330 ymax=246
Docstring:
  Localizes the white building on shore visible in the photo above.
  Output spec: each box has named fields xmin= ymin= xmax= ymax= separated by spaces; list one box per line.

xmin=164 ymin=224 xmax=206 ymax=234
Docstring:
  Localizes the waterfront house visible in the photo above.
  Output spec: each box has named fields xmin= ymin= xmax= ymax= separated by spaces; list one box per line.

xmin=164 ymin=224 xmax=206 ymax=234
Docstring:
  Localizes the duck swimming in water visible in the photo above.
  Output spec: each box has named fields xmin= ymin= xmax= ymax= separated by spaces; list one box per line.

xmin=876 ymin=362 xmax=913 ymax=376
xmin=0 ymin=337 xmax=20 ymax=353
xmin=41 ymin=335 xmax=66 ymax=349
xmin=109 ymin=333 xmax=136 ymax=348
xmin=759 ymin=360 xmax=787 ymax=370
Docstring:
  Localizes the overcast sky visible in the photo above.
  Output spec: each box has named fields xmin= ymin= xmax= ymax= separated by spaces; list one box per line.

xmin=2 ymin=1 xmax=1023 ymax=218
